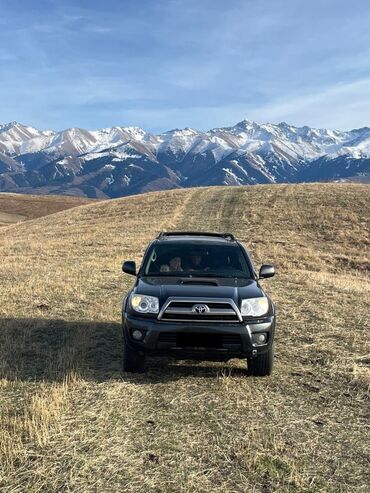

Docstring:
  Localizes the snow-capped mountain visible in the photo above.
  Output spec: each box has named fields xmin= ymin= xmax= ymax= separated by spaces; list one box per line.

xmin=0 ymin=119 xmax=369 ymax=198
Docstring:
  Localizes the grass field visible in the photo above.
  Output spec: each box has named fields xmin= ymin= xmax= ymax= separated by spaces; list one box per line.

xmin=0 ymin=183 xmax=369 ymax=492
xmin=0 ymin=192 xmax=94 ymax=227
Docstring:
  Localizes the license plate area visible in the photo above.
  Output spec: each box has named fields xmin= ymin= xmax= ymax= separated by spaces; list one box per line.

xmin=176 ymin=332 xmax=223 ymax=348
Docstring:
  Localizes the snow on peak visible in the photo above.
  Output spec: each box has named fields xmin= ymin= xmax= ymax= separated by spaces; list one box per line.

xmin=1 ymin=119 xmax=370 ymax=165
xmin=121 ymin=126 xmax=148 ymax=141
xmin=161 ymin=127 xmax=199 ymax=138
xmin=0 ymin=121 xmax=41 ymax=135
xmin=0 ymin=122 xmax=49 ymax=154
xmin=235 ymin=119 xmax=256 ymax=129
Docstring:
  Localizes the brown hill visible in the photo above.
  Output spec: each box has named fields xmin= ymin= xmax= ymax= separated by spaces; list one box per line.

xmin=0 ymin=192 xmax=96 ymax=226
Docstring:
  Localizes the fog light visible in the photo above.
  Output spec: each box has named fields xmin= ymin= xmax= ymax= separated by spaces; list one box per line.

xmin=132 ymin=329 xmax=144 ymax=340
xmin=252 ymin=333 xmax=267 ymax=345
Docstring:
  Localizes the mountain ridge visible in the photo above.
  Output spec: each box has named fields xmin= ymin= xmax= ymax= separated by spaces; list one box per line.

xmin=0 ymin=119 xmax=369 ymax=197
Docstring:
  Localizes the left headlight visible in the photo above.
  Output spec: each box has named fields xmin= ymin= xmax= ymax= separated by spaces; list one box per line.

xmin=130 ymin=294 xmax=159 ymax=314
xmin=240 ymin=297 xmax=269 ymax=317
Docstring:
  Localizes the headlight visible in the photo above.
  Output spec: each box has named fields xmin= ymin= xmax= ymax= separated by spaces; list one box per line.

xmin=241 ymin=297 xmax=269 ymax=317
xmin=130 ymin=294 xmax=159 ymax=314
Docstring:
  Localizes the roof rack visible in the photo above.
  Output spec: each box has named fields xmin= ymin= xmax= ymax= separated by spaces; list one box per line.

xmin=157 ymin=231 xmax=236 ymax=241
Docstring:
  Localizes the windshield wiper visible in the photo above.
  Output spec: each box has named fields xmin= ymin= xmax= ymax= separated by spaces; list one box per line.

xmin=192 ymin=273 xmax=249 ymax=279
xmin=147 ymin=273 xmax=193 ymax=277
xmin=146 ymin=272 xmax=250 ymax=279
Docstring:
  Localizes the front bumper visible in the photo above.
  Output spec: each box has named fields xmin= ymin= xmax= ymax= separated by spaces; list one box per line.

xmin=122 ymin=312 xmax=275 ymax=361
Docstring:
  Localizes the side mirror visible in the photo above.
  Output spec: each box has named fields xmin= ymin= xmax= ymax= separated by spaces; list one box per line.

xmin=122 ymin=260 xmax=136 ymax=276
xmin=259 ymin=264 xmax=275 ymax=279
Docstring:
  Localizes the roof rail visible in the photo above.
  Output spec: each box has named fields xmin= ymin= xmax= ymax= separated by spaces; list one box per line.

xmin=156 ymin=231 xmax=236 ymax=241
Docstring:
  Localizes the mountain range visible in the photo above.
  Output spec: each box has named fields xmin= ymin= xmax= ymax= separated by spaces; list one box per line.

xmin=0 ymin=120 xmax=369 ymax=198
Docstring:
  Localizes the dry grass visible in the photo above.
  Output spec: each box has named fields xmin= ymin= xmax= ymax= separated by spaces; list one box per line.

xmin=0 ymin=183 xmax=369 ymax=492
xmin=0 ymin=192 xmax=95 ymax=227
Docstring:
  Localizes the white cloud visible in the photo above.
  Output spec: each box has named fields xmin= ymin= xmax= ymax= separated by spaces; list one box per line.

xmin=246 ymin=78 xmax=370 ymax=130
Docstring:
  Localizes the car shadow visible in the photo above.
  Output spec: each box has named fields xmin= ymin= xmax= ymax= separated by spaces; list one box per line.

xmin=0 ymin=317 xmax=249 ymax=383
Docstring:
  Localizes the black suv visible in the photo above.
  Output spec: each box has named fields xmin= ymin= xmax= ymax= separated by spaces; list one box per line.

xmin=122 ymin=232 xmax=276 ymax=376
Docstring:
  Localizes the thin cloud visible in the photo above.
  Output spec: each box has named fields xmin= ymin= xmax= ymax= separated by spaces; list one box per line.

xmin=246 ymin=79 xmax=370 ymax=130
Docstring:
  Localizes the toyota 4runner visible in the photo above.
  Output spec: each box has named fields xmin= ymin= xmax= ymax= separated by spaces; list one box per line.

xmin=121 ymin=232 xmax=276 ymax=376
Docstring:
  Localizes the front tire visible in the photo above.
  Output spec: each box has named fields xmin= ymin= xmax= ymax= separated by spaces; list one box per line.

xmin=247 ymin=344 xmax=274 ymax=376
xmin=122 ymin=338 xmax=146 ymax=373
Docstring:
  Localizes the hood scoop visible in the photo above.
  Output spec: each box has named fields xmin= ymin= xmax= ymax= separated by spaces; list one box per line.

xmin=179 ymin=278 xmax=219 ymax=286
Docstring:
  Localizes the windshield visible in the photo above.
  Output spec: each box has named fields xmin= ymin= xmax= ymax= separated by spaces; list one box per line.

xmin=142 ymin=242 xmax=252 ymax=278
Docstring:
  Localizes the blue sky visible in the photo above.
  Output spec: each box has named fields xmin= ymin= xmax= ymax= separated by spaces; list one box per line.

xmin=1 ymin=0 xmax=370 ymax=132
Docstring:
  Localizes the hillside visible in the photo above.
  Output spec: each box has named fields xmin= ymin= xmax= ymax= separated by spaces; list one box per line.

xmin=0 ymin=183 xmax=369 ymax=492
xmin=0 ymin=192 xmax=95 ymax=226
xmin=0 ymin=120 xmax=370 ymax=198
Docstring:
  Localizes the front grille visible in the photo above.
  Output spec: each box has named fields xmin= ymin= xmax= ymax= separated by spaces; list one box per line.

xmin=158 ymin=333 xmax=177 ymax=343
xmin=158 ymin=332 xmax=242 ymax=348
xmin=222 ymin=334 xmax=242 ymax=345
xmin=159 ymin=298 xmax=241 ymax=323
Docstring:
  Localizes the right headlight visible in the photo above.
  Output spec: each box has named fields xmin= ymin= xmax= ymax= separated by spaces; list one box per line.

xmin=130 ymin=294 xmax=159 ymax=314
xmin=240 ymin=297 xmax=269 ymax=317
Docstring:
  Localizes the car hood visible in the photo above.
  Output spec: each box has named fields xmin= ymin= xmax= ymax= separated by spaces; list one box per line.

xmin=134 ymin=276 xmax=263 ymax=305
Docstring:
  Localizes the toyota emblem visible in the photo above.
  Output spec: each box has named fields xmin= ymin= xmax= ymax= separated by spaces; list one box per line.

xmin=192 ymin=304 xmax=210 ymax=314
